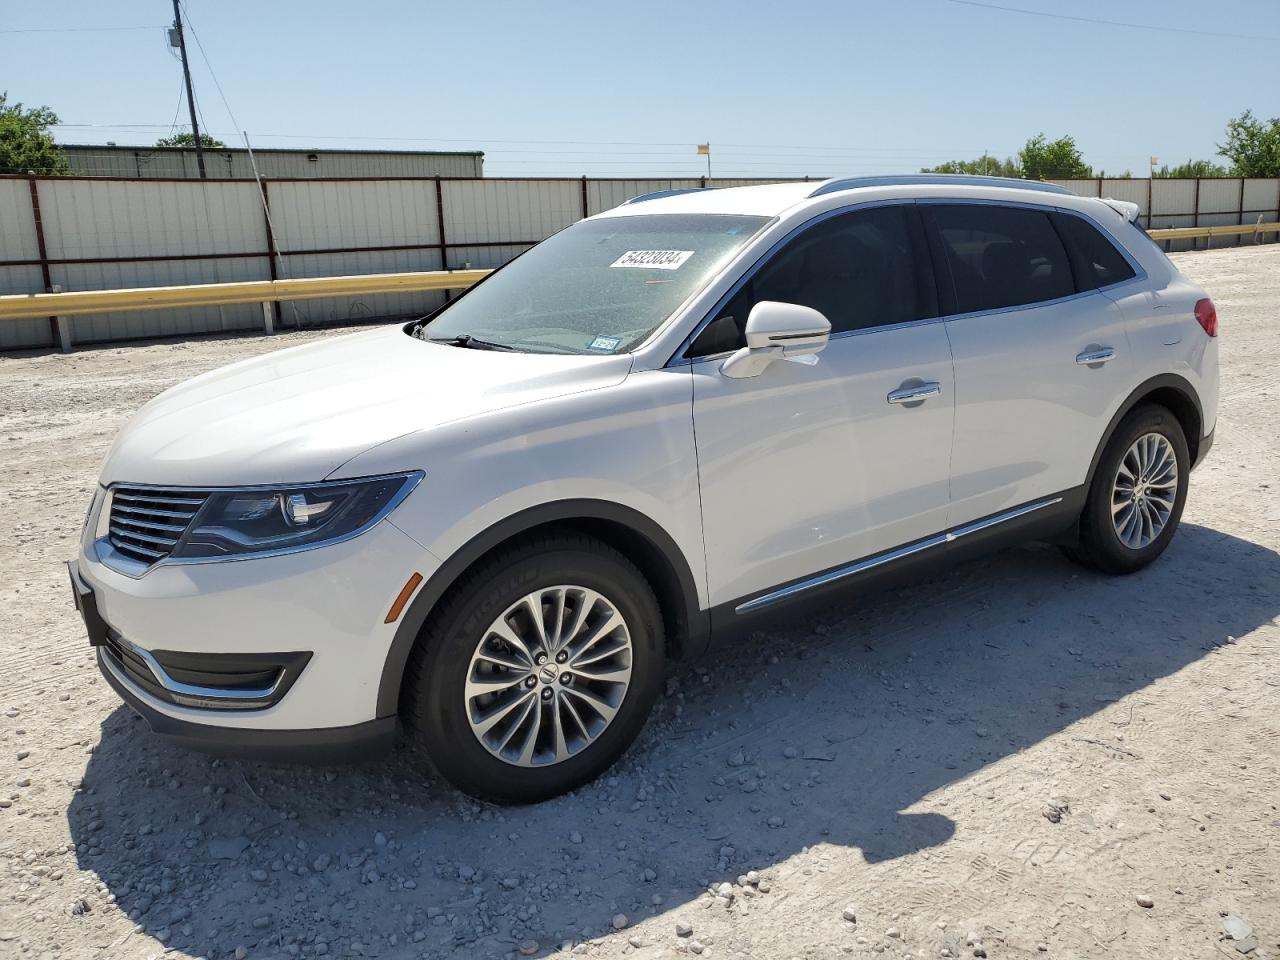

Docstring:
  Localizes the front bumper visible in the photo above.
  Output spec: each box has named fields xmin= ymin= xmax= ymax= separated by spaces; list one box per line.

xmin=72 ymin=516 xmax=436 ymax=753
xmin=96 ymin=646 xmax=396 ymax=762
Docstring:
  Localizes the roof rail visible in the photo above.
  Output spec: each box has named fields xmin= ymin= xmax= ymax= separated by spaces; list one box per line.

xmin=622 ymin=188 xmax=706 ymax=205
xmin=808 ymin=174 xmax=1073 ymax=199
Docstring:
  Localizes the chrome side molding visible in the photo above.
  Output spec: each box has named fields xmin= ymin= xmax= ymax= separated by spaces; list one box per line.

xmin=734 ymin=497 xmax=1064 ymax=615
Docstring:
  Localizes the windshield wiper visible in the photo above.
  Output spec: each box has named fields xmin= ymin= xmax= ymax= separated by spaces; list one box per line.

xmin=425 ymin=333 xmax=515 ymax=352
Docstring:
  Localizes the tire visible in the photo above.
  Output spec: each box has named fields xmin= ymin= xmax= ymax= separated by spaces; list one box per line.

xmin=1065 ymin=403 xmax=1189 ymax=575
xmin=401 ymin=533 xmax=664 ymax=803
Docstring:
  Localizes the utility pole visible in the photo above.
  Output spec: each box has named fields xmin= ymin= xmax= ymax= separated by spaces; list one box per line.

xmin=170 ymin=0 xmax=206 ymax=178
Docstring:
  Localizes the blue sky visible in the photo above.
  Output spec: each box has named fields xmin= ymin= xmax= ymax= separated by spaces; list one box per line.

xmin=3 ymin=0 xmax=1277 ymax=178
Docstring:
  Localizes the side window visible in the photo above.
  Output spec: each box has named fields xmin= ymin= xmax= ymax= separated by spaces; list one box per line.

xmin=926 ymin=204 xmax=1074 ymax=314
xmin=687 ymin=205 xmax=933 ymax=357
xmin=1051 ymin=212 xmax=1137 ymax=291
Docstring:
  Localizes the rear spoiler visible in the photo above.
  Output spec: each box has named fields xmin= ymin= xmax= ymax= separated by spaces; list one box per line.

xmin=1097 ymin=197 xmax=1141 ymax=223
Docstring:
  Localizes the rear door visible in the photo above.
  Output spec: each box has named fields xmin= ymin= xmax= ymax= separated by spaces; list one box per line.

xmin=922 ymin=202 xmax=1136 ymax=525
xmin=686 ymin=203 xmax=956 ymax=609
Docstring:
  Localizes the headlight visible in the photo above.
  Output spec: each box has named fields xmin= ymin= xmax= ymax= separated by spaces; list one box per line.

xmin=169 ymin=472 xmax=422 ymax=561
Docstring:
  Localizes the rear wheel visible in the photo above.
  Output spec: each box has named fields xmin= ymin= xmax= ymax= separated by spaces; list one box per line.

xmin=401 ymin=534 xmax=664 ymax=803
xmin=1065 ymin=404 xmax=1189 ymax=575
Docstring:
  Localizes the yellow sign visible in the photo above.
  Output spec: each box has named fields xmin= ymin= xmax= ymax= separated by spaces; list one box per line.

xmin=696 ymin=143 xmax=710 ymax=156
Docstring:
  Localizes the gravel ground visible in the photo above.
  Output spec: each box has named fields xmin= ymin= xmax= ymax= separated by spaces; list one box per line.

xmin=1 ymin=245 xmax=1278 ymax=960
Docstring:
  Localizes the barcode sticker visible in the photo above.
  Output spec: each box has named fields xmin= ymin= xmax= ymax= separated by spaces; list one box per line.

xmin=610 ymin=250 xmax=694 ymax=270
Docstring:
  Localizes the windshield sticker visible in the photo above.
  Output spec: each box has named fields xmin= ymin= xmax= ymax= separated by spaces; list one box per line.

xmin=610 ymin=249 xmax=694 ymax=270
xmin=587 ymin=335 xmax=623 ymax=352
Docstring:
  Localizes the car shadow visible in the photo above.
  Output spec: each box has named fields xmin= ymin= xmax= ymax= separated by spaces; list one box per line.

xmin=67 ymin=522 xmax=1280 ymax=958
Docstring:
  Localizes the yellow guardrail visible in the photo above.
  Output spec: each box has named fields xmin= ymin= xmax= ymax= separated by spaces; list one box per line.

xmin=0 ymin=221 xmax=1277 ymax=350
xmin=1148 ymin=221 xmax=1280 ymax=241
xmin=0 ymin=269 xmax=490 ymax=323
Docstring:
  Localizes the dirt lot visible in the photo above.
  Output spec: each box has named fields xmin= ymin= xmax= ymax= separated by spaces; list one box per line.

xmin=1 ymin=245 xmax=1277 ymax=960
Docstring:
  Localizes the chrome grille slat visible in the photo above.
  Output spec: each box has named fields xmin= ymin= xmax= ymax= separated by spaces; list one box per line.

xmin=114 ymin=492 xmax=207 ymax=507
xmin=113 ymin=503 xmax=201 ymax=520
xmin=111 ymin=516 xmax=189 ymax=534
xmin=108 ymin=486 xmax=211 ymax=565
xmin=110 ymin=525 xmax=181 ymax=547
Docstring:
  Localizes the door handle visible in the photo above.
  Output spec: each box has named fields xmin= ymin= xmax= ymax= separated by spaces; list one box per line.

xmin=1075 ymin=347 xmax=1116 ymax=366
xmin=886 ymin=381 xmax=942 ymax=405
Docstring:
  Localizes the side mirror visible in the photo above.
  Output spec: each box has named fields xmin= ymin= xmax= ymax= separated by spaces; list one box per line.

xmin=721 ymin=301 xmax=831 ymax=379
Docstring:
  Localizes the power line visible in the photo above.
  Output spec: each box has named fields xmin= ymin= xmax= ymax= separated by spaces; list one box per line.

xmin=50 ymin=124 xmax=993 ymax=158
xmin=0 ymin=24 xmax=167 ymax=34
xmin=944 ymin=0 xmax=1280 ymax=42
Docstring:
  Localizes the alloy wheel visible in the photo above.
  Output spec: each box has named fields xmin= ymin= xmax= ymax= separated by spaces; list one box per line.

xmin=1111 ymin=431 xmax=1178 ymax=550
xmin=463 ymin=585 xmax=634 ymax=767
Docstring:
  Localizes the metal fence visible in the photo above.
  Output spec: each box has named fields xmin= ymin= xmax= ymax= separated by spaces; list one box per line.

xmin=2 ymin=173 xmax=1278 ymax=351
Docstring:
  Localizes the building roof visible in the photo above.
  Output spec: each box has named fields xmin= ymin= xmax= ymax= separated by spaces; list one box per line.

xmin=60 ymin=144 xmax=484 ymax=157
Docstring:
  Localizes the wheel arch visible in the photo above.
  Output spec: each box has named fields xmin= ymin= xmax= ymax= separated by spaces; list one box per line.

xmin=1084 ymin=373 xmax=1204 ymax=492
xmin=376 ymin=500 xmax=708 ymax=718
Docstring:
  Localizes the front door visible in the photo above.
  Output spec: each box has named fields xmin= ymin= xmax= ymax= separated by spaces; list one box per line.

xmin=686 ymin=204 xmax=956 ymax=610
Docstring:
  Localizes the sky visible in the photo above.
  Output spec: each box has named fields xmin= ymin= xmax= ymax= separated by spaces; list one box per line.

xmin=2 ymin=0 xmax=1278 ymax=179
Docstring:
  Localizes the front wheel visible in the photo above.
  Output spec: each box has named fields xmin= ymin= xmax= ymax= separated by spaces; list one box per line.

xmin=1066 ymin=403 xmax=1189 ymax=575
xmin=401 ymin=534 xmax=664 ymax=803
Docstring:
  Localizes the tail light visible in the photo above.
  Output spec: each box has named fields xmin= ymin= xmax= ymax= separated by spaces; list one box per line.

xmin=1194 ymin=298 xmax=1218 ymax=337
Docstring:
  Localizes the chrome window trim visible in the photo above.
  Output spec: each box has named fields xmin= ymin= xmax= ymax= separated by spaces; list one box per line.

xmin=916 ymin=198 xmax=1149 ymax=322
xmin=93 ymin=471 xmax=424 ymax=579
xmin=734 ymin=496 xmax=1063 ymax=615
xmin=667 ymin=197 xmax=1150 ymax=366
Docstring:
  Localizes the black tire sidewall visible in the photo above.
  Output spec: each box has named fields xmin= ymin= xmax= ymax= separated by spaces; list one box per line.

xmin=405 ymin=540 xmax=664 ymax=803
xmin=1084 ymin=405 xmax=1190 ymax=573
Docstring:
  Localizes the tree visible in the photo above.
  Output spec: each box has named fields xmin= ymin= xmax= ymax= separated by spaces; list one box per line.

xmin=1019 ymin=134 xmax=1091 ymax=179
xmin=1154 ymin=159 xmax=1228 ymax=178
xmin=0 ymin=92 xmax=69 ymax=175
xmin=1217 ymin=110 xmax=1280 ymax=177
xmin=921 ymin=154 xmax=1021 ymax=177
xmin=154 ymin=131 xmax=226 ymax=149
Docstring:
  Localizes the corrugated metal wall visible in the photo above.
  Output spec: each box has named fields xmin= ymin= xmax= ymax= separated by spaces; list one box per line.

xmin=2 ymin=175 xmax=1277 ymax=350
xmin=1047 ymin=177 xmax=1280 ymax=249
xmin=61 ymin=147 xmax=484 ymax=180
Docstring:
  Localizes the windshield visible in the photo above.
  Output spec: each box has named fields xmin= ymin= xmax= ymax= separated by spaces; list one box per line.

xmin=420 ymin=213 xmax=770 ymax=354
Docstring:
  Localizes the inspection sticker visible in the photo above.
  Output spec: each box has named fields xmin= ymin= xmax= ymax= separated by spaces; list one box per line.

xmin=587 ymin=335 xmax=623 ymax=352
xmin=610 ymin=249 xmax=694 ymax=270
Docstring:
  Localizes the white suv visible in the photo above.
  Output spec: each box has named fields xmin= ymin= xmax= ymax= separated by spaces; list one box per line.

xmin=70 ymin=175 xmax=1219 ymax=802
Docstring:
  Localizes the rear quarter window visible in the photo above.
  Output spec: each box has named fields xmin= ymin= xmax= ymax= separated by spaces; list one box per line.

xmin=1051 ymin=212 xmax=1137 ymax=291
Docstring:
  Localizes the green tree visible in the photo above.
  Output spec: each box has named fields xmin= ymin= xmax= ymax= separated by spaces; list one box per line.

xmin=154 ymin=131 xmax=227 ymax=149
xmin=1217 ymin=110 xmax=1280 ymax=177
xmin=1019 ymin=133 xmax=1092 ymax=179
xmin=921 ymin=154 xmax=1021 ymax=177
xmin=1154 ymin=159 xmax=1229 ymax=178
xmin=0 ymin=92 xmax=69 ymax=175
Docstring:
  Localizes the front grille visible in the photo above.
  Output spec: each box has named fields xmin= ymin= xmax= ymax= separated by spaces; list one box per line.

xmin=108 ymin=485 xmax=209 ymax=565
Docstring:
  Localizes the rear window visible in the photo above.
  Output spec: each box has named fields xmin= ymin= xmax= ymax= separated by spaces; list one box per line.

xmin=1051 ymin=212 xmax=1137 ymax=290
xmin=926 ymin=204 xmax=1074 ymax=314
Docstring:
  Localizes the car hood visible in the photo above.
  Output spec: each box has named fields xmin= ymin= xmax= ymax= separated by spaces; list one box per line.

xmin=99 ymin=326 xmax=633 ymax=486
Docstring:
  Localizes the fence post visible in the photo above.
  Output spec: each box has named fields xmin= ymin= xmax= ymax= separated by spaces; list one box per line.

xmin=1236 ymin=177 xmax=1246 ymax=248
xmin=25 ymin=176 xmax=62 ymax=349
xmin=50 ymin=284 xmax=72 ymax=353
xmin=1146 ymin=176 xmax=1153 ymax=229
xmin=258 ymin=179 xmax=282 ymax=331
xmin=435 ymin=176 xmax=451 ymax=303
xmin=1193 ymin=177 xmax=1202 ymax=251
xmin=580 ymin=175 xmax=589 ymax=220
